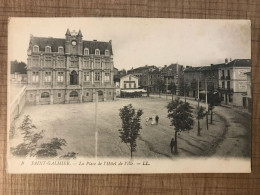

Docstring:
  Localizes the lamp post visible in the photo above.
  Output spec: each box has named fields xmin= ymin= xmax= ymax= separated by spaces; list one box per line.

xmin=205 ymin=78 xmax=208 ymax=130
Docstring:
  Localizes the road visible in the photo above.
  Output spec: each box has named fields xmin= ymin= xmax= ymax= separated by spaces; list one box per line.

xmin=152 ymin=94 xmax=251 ymax=157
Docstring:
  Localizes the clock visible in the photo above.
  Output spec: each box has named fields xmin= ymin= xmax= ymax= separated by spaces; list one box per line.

xmin=71 ymin=40 xmax=77 ymax=46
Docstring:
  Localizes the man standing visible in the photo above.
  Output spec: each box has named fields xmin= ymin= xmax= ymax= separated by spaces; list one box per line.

xmin=155 ymin=115 xmax=159 ymax=125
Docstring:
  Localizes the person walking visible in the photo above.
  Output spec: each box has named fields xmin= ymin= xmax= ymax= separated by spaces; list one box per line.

xmin=155 ymin=115 xmax=159 ymax=125
xmin=170 ymin=138 xmax=175 ymax=154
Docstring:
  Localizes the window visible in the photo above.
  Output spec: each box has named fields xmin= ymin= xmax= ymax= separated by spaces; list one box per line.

xmin=229 ymin=94 xmax=233 ymax=103
xmin=58 ymin=93 xmax=61 ymax=98
xmin=124 ymin=83 xmax=126 ymax=88
xmin=32 ymin=72 xmax=39 ymax=82
xmin=45 ymin=72 xmax=51 ymax=82
xmin=83 ymin=58 xmax=90 ymax=68
xmin=104 ymin=73 xmax=110 ymax=81
xmin=57 ymin=72 xmax=64 ymax=82
xmin=109 ymin=92 xmax=111 ymax=95
xmin=84 ymin=48 xmax=89 ymax=55
xmin=104 ymin=59 xmax=110 ymax=69
xmin=134 ymin=83 xmax=136 ymax=88
xmin=33 ymin=45 xmax=39 ymax=52
xmin=41 ymin=92 xmax=50 ymax=98
xmin=222 ymin=81 xmax=225 ymax=89
xmin=94 ymin=59 xmax=101 ymax=68
xmin=95 ymin=72 xmax=100 ymax=81
xmin=227 ymin=70 xmax=230 ymax=77
xmin=32 ymin=56 xmax=40 ymax=66
xmin=86 ymin=92 xmax=89 ymax=96
xmin=84 ymin=72 xmax=90 ymax=81
xmin=30 ymin=94 xmax=33 ymax=98
xmin=227 ymin=81 xmax=230 ymax=89
xmin=95 ymin=49 xmax=100 ymax=55
xmin=129 ymin=83 xmax=132 ymax=88
xmin=105 ymin=50 xmax=109 ymax=56
xmin=44 ymin=56 xmax=52 ymax=66
xmin=70 ymin=91 xmax=78 ymax=97
xmin=58 ymin=47 xmax=64 ymax=53
xmin=222 ymin=70 xmax=225 ymax=77
xmin=45 ymin=46 xmax=51 ymax=53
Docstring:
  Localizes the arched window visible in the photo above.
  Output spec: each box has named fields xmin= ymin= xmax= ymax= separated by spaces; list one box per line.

xmin=58 ymin=46 xmax=64 ymax=53
xmin=70 ymin=70 xmax=78 ymax=85
xmin=84 ymin=48 xmax=89 ymax=55
xmin=95 ymin=49 xmax=100 ymax=56
xmin=45 ymin=46 xmax=51 ymax=53
xmin=33 ymin=45 xmax=39 ymax=52
xmin=41 ymin=92 xmax=50 ymax=98
xmin=105 ymin=50 xmax=109 ymax=56
xmin=70 ymin=91 xmax=78 ymax=97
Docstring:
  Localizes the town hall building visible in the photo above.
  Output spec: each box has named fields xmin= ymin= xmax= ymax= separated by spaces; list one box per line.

xmin=26 ymin=29 xmax=115 ymax=104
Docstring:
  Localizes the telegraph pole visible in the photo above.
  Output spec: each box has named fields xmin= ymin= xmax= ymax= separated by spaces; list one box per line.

xmin=95 ymin=91 xmax=98 ymax=159
xmin=205 ymin=79 xmax=208 ymax=130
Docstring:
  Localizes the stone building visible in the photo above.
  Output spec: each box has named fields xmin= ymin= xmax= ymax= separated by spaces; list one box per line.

xmin=160 ymin=64 xmax=184 ymax=95
xmin=218 ymin=59 xmax=251 ymax=106
xmin=127 ymin=65 xmax=157 ymax=90
xmin=26 ymin=29 xmax=115 ymax=105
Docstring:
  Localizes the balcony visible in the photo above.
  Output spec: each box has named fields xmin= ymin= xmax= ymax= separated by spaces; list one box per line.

xmin=218 ymin=87 xmax=233 ymax=93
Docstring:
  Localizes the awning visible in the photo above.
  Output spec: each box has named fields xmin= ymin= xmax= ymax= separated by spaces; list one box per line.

xmin=121 ymin=89 xmax=147 ymax=93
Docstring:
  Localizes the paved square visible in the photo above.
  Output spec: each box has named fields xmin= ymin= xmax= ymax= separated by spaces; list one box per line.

xmin=11 ymin=97 xmax=226 ymax=158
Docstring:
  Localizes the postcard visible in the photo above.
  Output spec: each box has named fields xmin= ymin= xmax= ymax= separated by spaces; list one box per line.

xmin=7 ymin=18 xmax=251 ymax=173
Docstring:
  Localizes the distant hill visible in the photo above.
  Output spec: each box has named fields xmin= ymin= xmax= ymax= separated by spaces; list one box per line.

xmin=11 ymin=61 xmax=27 ymax=74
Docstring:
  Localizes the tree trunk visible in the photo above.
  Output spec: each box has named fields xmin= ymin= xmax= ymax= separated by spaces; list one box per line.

xmin=174 ymin=130 xmax=178 ymax=154
xmin=197 ymin=119 xmax=201 ymax=136
xmin=206 ymin=112 xmax=208 ymax=130
xmin=130 ymin=147 xmax=133 ymax=159
xmin=210 ymin=110 xmax=213 ymax=124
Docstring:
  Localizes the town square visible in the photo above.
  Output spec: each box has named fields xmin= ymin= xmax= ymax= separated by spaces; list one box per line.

xmin=8 ymin=18 xmax=251 ymax=172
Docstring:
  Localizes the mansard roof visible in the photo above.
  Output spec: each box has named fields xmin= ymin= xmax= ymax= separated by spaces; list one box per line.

xmin=29 ymin=36 xmax=113 ymax=55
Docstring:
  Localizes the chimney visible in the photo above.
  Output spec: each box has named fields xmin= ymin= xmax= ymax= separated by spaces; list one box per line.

xmin=225 ymin=58 xmax=228 ymax=64
xmin=230 ymin=58 xmax=232 ymax=62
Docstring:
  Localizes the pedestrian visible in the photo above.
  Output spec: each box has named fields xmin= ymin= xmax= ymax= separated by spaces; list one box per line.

xmin=170 ymin=138 xmax=175 ymax=154
xmin=155 ymin=115 xmax=159 ymax=125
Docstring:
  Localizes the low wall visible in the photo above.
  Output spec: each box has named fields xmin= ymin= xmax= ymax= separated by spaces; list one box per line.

xmin=10 ymin=86 xmax=27 ymax=122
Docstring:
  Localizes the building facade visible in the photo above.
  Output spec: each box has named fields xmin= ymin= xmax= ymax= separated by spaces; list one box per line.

xmin=218 ymin=59 xmax=251 ymax=106
xmin=26 ymin=29 xmax=115 ymax=105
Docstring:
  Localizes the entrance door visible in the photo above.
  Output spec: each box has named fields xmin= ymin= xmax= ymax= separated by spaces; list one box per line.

xmin=40 ymin=92 xmax=50 ymax=104
xmin=98 ymin=90 xmax=104 ymax=101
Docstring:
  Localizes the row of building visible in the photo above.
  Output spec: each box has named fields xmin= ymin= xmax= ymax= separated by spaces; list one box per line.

xmin=113 ymin=58 xmax=251 ymax=109
xmin=10 ymin=29 xmax=251 ymax=110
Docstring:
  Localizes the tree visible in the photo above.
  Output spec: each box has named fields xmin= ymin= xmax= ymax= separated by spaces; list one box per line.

xmin=167 ymin=98 xmax=194 ymax=154
xmin=118 ymin=104 xmax=143 ymax=159
xmin=11 ymin=115 xmax=44 ymax=157
xmin=169 ymin=82 xmax=177 ymax=101
xmin=195 ymin=106 xmax=207 ymax=136
xmin=155 ymin=79 xmax=165 ymax=98
xmin=36 ymin=138 xmax=67 ymax=158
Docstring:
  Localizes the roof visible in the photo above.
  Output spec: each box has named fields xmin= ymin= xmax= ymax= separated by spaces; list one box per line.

xmin=120 ymin=74 xmax=139 ymax=80
xmin=29 ymin=36 xmax=113 ymax=55
xmin=226 ymin=59 xmax=251 ymax=67
xmin=121 ymin=89 xmax=147 ymax=93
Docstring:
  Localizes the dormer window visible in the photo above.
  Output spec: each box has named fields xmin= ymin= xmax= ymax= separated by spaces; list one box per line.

xmin=84 ymin=48 xmax=89 ymax=55
xmin=58 ymin=46 xmax=64 ymax=53
xmin=33 ymin=45 xmax=39 ymax=53
xmin=105 ymin=50 xmax=109 ymax=56
xmin=95 ymin=49 xmax=100 ymax=56
xmin=45 ymin=46 xmax=51 ymax=53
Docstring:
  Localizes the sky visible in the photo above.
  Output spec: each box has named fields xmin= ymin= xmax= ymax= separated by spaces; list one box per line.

xmin=8 ymin=18 xmax=251 ymax=70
